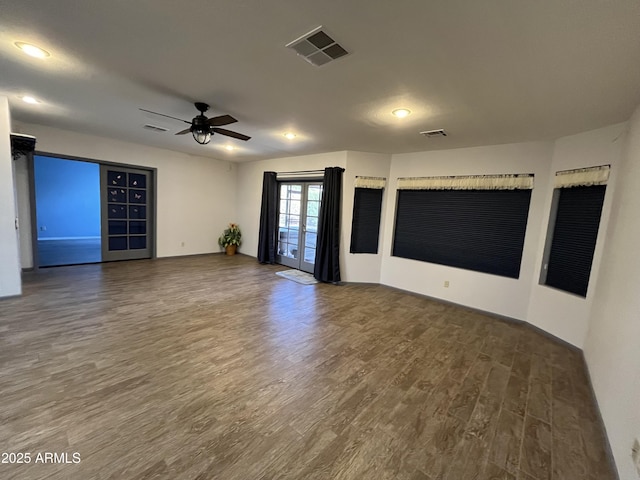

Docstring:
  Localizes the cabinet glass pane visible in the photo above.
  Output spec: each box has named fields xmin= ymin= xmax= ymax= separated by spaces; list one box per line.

xmin=108 ymin=220 xmax=127 ymax=235
xmin=129 ymin=236 xmax=147 ymax=250
xmin=129 ymin=221 xmax=146 ymax=235
xmin=109 ymin=236 xmax=127 ymax=250
xmin=129 ymin=205 xmax=146 ymax=219
xmin=128 ymin=173 xmax=146 ymax=188
xmin=129 ymin=189 xmax=146 ymax=204
xmin=108 ymin=188 xmax=127 ymax=203
xmin=108 ymin=204 xmax=127 ymax=219
xmin=107 ymin=171 xmax=126 ymax=186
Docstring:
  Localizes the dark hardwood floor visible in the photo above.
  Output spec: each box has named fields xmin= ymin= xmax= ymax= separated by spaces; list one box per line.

xmin=0 ymin=254 xmax=616 ymax=479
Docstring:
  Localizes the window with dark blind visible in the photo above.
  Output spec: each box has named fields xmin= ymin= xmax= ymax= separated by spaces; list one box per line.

xmin=543 ymin=185 xmax=606 ymax=297
xmin=350 ymin=187 xmax=383 ymax=254
xmin=392 ymin=189 xmax=532 ymax=278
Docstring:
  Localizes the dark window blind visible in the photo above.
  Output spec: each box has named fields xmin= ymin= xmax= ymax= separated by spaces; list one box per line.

xmin=545 ymin=185 xmax=606 ymax=297
xmin=350 ymin=188 xmax=383 ymax=254
xmin=392 ymin=189 xmax=532 ymax=278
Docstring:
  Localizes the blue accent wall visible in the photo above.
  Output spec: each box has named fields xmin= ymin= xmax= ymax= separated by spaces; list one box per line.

xmin=34 ymin=156 xmax=101 ymax=239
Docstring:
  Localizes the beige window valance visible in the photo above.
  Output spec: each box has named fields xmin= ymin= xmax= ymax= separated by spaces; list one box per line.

xmin=354 ymin=176 xmax=386 ymax=189
xmin=554 ymin=165 xmax=610 ymax=188
xmin=397 ymin=173 xmax=534 ymax=191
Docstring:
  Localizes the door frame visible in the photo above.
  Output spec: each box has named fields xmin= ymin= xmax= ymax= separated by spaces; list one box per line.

xmin=28 ymin=151 xmax=157 ymax=268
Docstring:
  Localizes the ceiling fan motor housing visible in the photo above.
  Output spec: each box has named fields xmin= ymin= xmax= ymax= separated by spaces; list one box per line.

xmin=192 ymin=115 xmax=211 ymax=133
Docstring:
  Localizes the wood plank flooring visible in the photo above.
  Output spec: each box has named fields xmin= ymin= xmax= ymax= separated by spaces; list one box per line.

xmin=0 ymin=254 xmax=617 ymax=479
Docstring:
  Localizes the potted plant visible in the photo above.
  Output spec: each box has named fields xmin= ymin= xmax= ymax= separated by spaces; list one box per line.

xmin=218 ymin=223 xmax=241 ymax=255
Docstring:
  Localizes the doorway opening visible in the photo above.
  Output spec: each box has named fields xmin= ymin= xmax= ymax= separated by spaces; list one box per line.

xmin=34 ymin=155 xmax=101 ymax=267
xmin=277 ymin=182 xmax=323 ymax=273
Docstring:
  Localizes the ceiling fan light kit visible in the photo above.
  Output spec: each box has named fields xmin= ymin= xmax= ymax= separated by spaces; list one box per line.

xmin=191 ymin=104 xmax=213 ymax=144
xmin=192 ymin=128 xmax=211 ymax=145
xmin=139 ymin=102 xmax=251 ymax=146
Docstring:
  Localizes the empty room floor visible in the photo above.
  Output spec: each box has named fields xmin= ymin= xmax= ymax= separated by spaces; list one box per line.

xmin=0 ymin=254 xmax=616 ymax=479
xmin=37 ymin=238 xmax=101 ymax=267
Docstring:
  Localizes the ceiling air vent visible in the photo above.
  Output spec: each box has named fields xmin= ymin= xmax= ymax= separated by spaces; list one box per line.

xmin=420 ymin=129 xmax=448 ymax=138
xmin=286 ymin=26 xmax=349 ymax=66
xmin=143 ymin=124 xmax=169 ymax=133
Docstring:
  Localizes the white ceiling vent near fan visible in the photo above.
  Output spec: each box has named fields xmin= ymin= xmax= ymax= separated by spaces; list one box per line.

xmin=143 ymin=124 xmax=169 ymax=133
xmin=420 ymin=129 xmax=448 ymax=138
xmin=286 ymin=26 xmax=349 ymax=66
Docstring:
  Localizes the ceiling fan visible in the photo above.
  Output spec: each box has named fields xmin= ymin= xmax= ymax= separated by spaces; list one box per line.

xmin=139 ymin=102 xmax=251 ymax=145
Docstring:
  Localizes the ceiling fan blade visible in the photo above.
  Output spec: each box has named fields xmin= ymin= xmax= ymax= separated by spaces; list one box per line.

xmin=212 ymin=128 xmax=251 ymax=141
xmin=175 ymin=127 xmax=192 ymax=135
xmin=139 ymin=108 xmax=190 ymax=124
xmin=208 ymin=114 xmax=237 ymax=127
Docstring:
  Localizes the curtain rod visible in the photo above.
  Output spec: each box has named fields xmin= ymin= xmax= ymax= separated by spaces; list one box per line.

xmin=276 ymin=169 xmax=325 ymax=174
xmin=555 ymin=164 xmax=610 ymax=174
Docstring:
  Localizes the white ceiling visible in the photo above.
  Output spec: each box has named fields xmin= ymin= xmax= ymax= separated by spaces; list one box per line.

xmin=2 ymin=0 xmax=640 ymax=162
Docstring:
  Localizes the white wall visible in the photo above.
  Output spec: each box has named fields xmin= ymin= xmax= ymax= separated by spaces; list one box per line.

xmin=584 ymin=107 xmax=640 ymax=480
xmin=380 ymin=141 xmax=554 ymax=321
xmin=0 ymin=97 xmax=21 ymax=297
xmin=13 ymin=123 xmax=237 ymax=260
xmin=526 ymin=123 xmax=626 ymax=347
xmin=342 ymin=151 xmax=391 ymax=283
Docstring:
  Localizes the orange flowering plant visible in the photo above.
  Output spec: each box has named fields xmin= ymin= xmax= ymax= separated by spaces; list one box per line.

xmin=218 ymin=223 xmax=242 ymax=247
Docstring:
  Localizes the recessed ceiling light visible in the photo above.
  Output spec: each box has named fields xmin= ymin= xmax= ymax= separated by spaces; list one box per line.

xmin=392 ymin=108 xmax=411 ymax=118
xmin=14 ymin=42 xmax=50 ymax=59
xmin=21 ymin=95 xmax=41 ymax=104
xmin=284 ymin=132 xmax=296 ymax=139
xmin=224 ymin=145 xmax=235 ymax=151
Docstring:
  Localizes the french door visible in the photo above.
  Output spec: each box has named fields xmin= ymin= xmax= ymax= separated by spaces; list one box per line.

xmin=277 ymin=182 xmax=323 ymax=273
xmin=100 ymin=165 xmax=153 ymax=262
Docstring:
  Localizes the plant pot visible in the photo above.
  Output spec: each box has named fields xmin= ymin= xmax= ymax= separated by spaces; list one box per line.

xmin=225 ymin=245 xmax=237 ymax=256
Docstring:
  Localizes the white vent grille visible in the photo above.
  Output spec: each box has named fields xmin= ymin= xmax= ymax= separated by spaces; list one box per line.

xmin=286 ymin=26 xmax=349 ymax=66
xmin=143 ymin=124 xmax=169 ymax=133
xmin=420 ymin=129 xmax=448 ymax=138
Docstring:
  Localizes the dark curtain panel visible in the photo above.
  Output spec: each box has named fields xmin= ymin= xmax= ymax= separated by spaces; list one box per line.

xmin=314 ymin=167 xmax=344 ymax=283
xmin=257 ymin=171 xmax=278 ymax=263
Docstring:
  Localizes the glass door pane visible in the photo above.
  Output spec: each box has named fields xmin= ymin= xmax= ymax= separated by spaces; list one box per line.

xmin=277 ymin=181 xmax=322 ymax=273
xmin=300 ymin=183 xmax=323 ymax=272
xmin=277 ymin=184 xmax=302 ymax=269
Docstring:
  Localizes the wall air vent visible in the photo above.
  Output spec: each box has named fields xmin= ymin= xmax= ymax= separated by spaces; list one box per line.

xmin=420 ymin=129 xmax=448 ymax=138
xmin=143 ymin=124 xmax=169 ymax=133
xmin=286 ymin=26 xmax=349 ymax=67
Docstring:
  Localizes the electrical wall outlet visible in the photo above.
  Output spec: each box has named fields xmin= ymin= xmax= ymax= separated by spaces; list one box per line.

xmin=632 ymin=438 xmax=640 ymax=476
xmin=444 ymin=280 xmax=450 ymax=288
